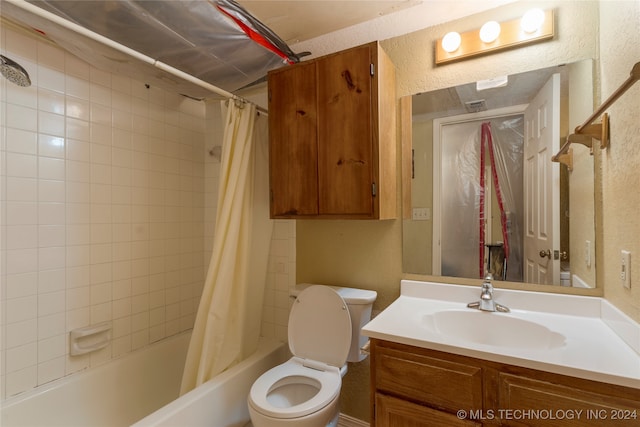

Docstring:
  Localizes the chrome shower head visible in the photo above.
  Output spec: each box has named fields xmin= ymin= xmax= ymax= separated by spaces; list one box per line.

xmin=1 ymin=55 xmax=32 ymax=87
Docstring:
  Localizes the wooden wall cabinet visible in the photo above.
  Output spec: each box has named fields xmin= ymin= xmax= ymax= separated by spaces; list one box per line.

xmin=268 ymin=41 xmax=397 ymax=219
xmin=371 ymin=339 xmax=640 ymax=427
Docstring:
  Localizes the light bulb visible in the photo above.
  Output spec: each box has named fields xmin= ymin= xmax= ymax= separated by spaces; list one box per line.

xmin=441 ymin=32 xmax=461 ymax=53
xmin=479 ymin=21 xmax=501 ymax=43
xmin=521 ymin=8 xmax=545 ymax=33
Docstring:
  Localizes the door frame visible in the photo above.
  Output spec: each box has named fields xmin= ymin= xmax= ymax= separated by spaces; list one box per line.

xmin=432 ymin=105 xmax=527 ymax=276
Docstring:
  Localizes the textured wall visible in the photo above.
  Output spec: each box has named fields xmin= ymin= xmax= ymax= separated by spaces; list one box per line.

xmin=599 ymin=1 xmax=640 ymax=321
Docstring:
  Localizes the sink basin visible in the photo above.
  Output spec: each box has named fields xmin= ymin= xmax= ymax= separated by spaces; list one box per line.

xmin=422 ymin=310 xmax=566 ymax=350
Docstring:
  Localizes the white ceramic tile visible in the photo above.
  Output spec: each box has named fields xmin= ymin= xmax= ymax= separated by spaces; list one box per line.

xmin=91 ymin=144 xmax=112 ymax=165
xmin=5 ymin=128 xmax=37 ymax=155
xmin=66 ymin=307 xmax=90 ymax=332
xmin=38 ymin=268 xmax=65 ymax=293
xmin=66 ymin=118 xmax=90 ymax=141
xmin=38 ymin=202 xmax=65 ymax=225
xmin=91 ymin=243 xmax=112 ymax=265
xmin=112 ymin=260 xmax=131 ymax=281
xmin=6 ymin=152 xmax=37 ymax=178
xmin=112 ymin=297 xmax=132 ymax=320
xmin=5 ymin=104 xmax=37 ymax=132
xmin=37 ymin=312 xmax=65 ymax=340
xmin=90 ymin=262 xmax=112 ymax=285
xmin=66 ymin=224 xmax=90 ymax=246
xmin=37 ymin=334 xmax=65 ymax=363
xmin=5 ymin=318 xmax=37 ymax=349
xmin=90 ymin=204 xmax=112 ymax=224
xmin=6 ymin=248 xmax=38 ymax=275
xmin=6 ymin=225 xmax=38 ymax=249
xmin=37 ymin=290 xmax=65 ymax=316
xmin=5 ymin=295 xmax=37 ymax=324
xmin=90 ymin=163 xmax=111 ymax=184
xmin=65 ymin=245 xmax=91 ymax=268
xmin=66 ymin=139 xmax=91 ymax=162
xmin=38 ymin=179 xmax=66 ymax=203
xmin=6 ymin=84 xmax=37 ymax=109
xmin=5 ymin=366 xmax=37 ymax=397
xmin=64 ymin=54 xmax=90 ymax=80
xmin=113 ymin=104 xmax=133 ymax=128
xmin=37 ymin=356 xmax=65 ymax=385
xmin=90 ymin=184 xmax=111 ymax=204
xmin=38 ymin=157 xmax=65 ymax=180
xmin=38 ymin=88 xmax=65 ymax=115
xmin=90 ymin=224 xmax=112 ymax=244
xmin=38 ymin=112 xmax=65 ymax=138
xmin=90 ymin=83 xmax=112 ymax=109
xmin=66 ymin=77 xmax=90 ymax=101
xmin=65 ymin=96 xmax=90 ymax=120
xmin=90 ymin=67 xmax=111 ymax=88
xmin=90 ymin=302 xmax=111 ymax=324
xmin=66 ymin=182 xmax=91 ymax=204
xmin=6 ymin=273 xmax=38 ymax=299
xmin=37 ymin=134 xmax=65 ymax=158
xmin=66 ymin=286 xmax=90 ymax=310
xmin=112 ymin=316 xmax=132 ymax=338
xmin=37 ymin=66 xmax=65 ymax=93
xmin=6 ymin=202 xmax=37 ymax=226
xmin=113 ymin=279 xmax=132 ymax=300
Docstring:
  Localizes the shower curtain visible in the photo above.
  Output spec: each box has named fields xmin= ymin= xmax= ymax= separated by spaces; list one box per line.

xmin=180 ymin=101 xmax=273 ymax=394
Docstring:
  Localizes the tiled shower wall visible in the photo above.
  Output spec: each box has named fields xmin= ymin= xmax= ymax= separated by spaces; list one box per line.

xmin=1 ymin=22 xmax=294 ymax=400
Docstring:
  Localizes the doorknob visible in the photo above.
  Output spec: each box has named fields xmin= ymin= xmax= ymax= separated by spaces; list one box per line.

xmin=539 ymin=249 xmax=551 ymax=259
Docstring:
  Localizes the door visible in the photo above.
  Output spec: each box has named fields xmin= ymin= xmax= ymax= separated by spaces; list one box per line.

xmin=268 ymin=61 xmax=318 ymax=217
xmin=316 ymin=44 xmax=374 ymax=215
xmin=523 ymin=74 xmax=561 ymax=285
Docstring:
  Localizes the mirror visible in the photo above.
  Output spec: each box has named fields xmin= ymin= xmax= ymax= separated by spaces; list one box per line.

xmin=403 ymin=59 xmax=597 ymax=288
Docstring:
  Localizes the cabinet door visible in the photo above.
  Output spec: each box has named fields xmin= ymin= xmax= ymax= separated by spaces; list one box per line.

xmin=268 ymin=61 xmax=318 ymax=217
xmin=498 ymin=373 xmax=640 ymax=427
xmin=376 ymin=393 xmax=482 ymax=427
xmin=316 ymin=44 xmax=374 ymax=216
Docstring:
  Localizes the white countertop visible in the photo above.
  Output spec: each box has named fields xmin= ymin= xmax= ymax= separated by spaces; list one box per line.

xmin=362 ymin=280 xmax=640 ymax=389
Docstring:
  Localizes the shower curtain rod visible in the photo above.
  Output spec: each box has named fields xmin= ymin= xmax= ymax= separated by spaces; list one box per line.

xmin=6 ymin=0 xmax=269 ymax=115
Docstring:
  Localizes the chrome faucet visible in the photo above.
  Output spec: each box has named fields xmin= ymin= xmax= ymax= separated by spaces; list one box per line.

xmin=467 ymin=273 xmax=510 ymax=313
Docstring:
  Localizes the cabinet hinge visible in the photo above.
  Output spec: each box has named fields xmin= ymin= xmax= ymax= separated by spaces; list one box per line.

xmin=370 ymin=63 xmax=375 ymax=77
xmin=372 ymin=183 xmax=377 ymax=197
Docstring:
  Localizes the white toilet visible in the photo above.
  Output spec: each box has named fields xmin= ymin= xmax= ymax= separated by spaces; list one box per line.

xmin=248 ymin=284 xmax=377 ymax=427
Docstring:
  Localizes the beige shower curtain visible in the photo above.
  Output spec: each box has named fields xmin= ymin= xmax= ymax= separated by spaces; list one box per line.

xmin=180 ymin=101 xmax=273 ymax=394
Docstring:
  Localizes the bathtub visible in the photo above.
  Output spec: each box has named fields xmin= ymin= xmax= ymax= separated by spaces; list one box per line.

xmin=1 ymin=331 xmax=191 ymax=427
xmin=132 ymin=338 xmax=289 ymax=427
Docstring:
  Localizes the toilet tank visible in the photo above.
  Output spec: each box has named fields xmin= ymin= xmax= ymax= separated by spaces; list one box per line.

xmin=293 ymin=284 xmax=377 ymax=362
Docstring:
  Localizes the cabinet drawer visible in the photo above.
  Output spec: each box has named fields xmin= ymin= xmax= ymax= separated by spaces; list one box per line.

xmin=498 ymin=373 xmax=640 ymax=427
xmin=375 ymin=393 xmax=481 ymax=427
xmin=374 ymin=344 xmax=483 ymax=412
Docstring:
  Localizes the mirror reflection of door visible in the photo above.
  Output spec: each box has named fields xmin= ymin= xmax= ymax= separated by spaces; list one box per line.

xmin=523 ymin=74 xmax=561 ymax=285
xmin=434 ymin=110 xmax=525 ymax=281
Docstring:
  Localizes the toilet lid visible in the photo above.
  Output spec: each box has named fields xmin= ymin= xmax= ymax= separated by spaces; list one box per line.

xmin=288 ymin=285 xmax=352 ymax=368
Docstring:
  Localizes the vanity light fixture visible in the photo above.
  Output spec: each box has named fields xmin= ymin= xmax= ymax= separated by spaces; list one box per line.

xmin=521 ymin=8 xmax=546 ymax=33
xmin=435 ymin=9 xmax=554 ymax=65
xmin=479 ymin=21 xmax=501 ymax=43
xmin=441 ymin=31 xmax=461 ymax=53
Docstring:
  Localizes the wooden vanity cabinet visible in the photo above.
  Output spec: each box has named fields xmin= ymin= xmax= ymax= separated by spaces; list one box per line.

xmin=370 ymin=339 xmax=640 ymax=427
xmin=267 ymin=41 xmax=396 ymax=219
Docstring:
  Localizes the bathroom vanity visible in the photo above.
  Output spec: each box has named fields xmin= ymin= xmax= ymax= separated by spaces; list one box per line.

xmin=363 ymin=281 xmax=640 ymax=426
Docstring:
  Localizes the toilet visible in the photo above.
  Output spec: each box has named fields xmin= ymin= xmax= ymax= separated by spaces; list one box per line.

xmin=248 ymin=284 xmax=377 ymax=427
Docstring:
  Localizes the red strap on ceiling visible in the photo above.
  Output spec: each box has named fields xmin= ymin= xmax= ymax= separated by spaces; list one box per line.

xmin=216 ymin=4 xmax=294 ymax=65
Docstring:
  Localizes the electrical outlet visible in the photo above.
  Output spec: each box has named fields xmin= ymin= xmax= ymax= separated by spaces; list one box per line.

xmin=621 ymin=250 xmax=631 ymax=289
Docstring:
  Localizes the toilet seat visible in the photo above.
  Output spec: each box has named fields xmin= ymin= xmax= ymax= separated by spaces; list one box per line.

xmin=248 ymin=357 xmax=341 ymax=419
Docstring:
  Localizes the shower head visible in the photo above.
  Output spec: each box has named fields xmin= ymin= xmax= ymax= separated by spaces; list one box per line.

xmin=1 ymin=55 xmax=32 ymax=87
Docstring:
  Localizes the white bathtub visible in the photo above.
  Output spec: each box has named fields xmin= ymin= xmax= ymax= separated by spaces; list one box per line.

xmin=132 ymin=338 xmax=289 ymax=427
xmin=1 ymin=331 xmax=191 ymax=427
